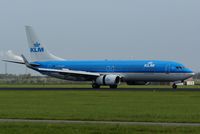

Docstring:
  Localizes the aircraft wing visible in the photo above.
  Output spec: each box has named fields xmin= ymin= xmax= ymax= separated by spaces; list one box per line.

xmin=11 ymin=54 xmax=101 ymax=80
xmin=37 ymin=68 xmax=100 ymax=79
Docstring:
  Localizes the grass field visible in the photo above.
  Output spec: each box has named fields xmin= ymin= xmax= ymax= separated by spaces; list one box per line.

xmin=0 ymin=90 xmax=200 ymax=122
xmin=0 ymin=88 xmax=200 ymax=133
xmin=1 ymin=122 xmax=200 ymax=134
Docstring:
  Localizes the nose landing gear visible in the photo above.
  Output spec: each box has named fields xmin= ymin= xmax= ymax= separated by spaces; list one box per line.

xmin=172 ymin=81 xmax=184 ymax=89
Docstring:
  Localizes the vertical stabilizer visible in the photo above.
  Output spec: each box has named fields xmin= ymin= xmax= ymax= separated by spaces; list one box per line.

xmin=25 ymin=26 xmax=63 ymax=61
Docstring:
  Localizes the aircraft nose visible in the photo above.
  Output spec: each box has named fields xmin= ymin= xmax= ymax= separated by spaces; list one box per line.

xmin=185 ymin=68 xmax=195 ymax=77
xmin=187 ymin=68 xmax=195 ymax=77
xmin=190 ymin=72 xmax=195 ymax=77
xmin=186 ymin=68 xmax=194 ymax=73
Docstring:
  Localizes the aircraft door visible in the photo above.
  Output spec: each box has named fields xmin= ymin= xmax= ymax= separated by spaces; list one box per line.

xmin=106 ymin=66 xmax=115 ymax=72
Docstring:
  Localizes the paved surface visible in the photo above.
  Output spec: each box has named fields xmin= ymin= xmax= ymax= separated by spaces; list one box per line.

xmin=0 ymin=88 xmax=200 ymax=91
xmin=0 ymin=119 xmax=200 ymax=126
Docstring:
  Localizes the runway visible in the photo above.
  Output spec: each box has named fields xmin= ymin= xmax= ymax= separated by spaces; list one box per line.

xmin=0 ymin=88 xmax=200 ymax=91
xmin=0 ymin=118 xmax=200 ymax=126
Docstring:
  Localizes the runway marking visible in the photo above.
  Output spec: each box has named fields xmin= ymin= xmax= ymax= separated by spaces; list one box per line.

xmin=0 ymin=119 xmax=200 ymax=126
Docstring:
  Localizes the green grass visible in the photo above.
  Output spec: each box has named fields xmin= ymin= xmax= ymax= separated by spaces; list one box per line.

xmin=1 ymin=90 xmax=200 ymax=133
xmin=0 ymin=83 xmax=200 ymax=88
xmin=0 ymin=122 xmax=200 ymax=134
xmin=0 ymin=90 xmax=200 ymax=123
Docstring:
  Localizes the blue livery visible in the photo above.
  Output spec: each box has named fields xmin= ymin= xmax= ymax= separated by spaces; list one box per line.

xmin=2 ymin=26 xmax=195 ymax=89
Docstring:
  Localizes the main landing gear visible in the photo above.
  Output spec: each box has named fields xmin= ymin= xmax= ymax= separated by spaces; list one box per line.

xmin=172 ymin=83 xmax=177 ymax=89
xmin=110 ymin=85 xmax=118 ymax=89
xmin=92 ymin=83 xmax=118 ymax=89
xmin=92 ymin=83 xmax=100 ymax=89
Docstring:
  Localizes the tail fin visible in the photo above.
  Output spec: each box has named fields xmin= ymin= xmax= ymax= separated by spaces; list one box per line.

xmin=25 ymin=26 xmax=64 ymax=61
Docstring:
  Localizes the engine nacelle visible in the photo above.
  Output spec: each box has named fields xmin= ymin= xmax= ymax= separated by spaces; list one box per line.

xmin=95 ymin=75 xmax=120 ymax=86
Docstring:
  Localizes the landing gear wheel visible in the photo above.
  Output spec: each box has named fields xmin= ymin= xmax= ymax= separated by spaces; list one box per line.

xmin=172 ymin=84 xmax=177 ymax=89
xmin=92 ymin=83 xmax=100 ymax=89
xmin=110 ymin=85 xmax=118 ymax=89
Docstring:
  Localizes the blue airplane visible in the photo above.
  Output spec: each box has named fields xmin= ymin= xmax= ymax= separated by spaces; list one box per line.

xmin=3 ymin=26 xmax=195 ymax=89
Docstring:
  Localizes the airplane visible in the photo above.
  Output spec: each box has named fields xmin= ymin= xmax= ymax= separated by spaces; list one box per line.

xmin=2 ymin=26 xmax=195 ymax=89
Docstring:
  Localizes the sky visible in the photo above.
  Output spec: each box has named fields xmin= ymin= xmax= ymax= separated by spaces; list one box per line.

xmin=0 ymin=0 xmax=200 ymax=74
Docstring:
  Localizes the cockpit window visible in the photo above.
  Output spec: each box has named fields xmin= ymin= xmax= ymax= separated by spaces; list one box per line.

xmin=176 ymin=66 xmax=185 ymax=69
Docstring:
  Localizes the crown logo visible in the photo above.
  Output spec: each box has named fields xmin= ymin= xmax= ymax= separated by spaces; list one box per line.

xmin=33 ymin=42 xmax=40 ymax=47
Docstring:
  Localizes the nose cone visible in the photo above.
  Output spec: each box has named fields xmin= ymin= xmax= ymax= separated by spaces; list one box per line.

xmin=185 ymin=68 xmax=194 ymax=73
xmin=189 ymin=72 xmax=195 ymax=77
xmin=186 ymin=68 xmax=195 ymax=77
xmin=190 ymin=72 xmax=195 ymax=76
xmin=182 ymin=69 xmax=195 ymax=80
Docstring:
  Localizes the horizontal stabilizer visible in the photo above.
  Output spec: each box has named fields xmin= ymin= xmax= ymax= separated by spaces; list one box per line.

xmin=21 ymin=55 xmax=40 ymax=69
xmin=1 ymin=50 xmax=24 ymax=64
xmin=2 ymin=59 xmax=24 ymax=64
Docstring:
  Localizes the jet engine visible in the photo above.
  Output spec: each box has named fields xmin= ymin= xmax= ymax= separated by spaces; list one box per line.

xmin=95 ymin=75 xmax=120 ymax=86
